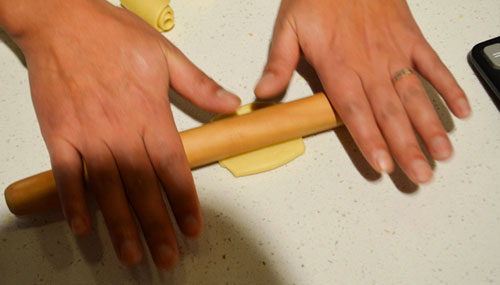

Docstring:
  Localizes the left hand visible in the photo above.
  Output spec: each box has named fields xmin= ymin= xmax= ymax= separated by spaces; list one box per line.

xmin=255 ymin=0 xmax=471 ymax=184
xmin=5 ymin=0 xmax=240 ymax=268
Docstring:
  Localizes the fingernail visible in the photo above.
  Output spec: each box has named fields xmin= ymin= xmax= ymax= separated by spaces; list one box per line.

xmin=411 ymin=159 xmax=433 ymax=183
xmin=156 ymin=244 xmax=177 ymax=269
xmin=182 ymin=215 xmax=201 ymax=237
xmin=431 ymin=136 xmax=452 ymax=160
xmin=373 ymin=150 xmax=392 ymax=173
xmin=456 ymin=98 xmax=471 ymax=118
xmin=255 ymin=72 xmax=274 ymax=91
xmin=120 ymin=240 xmax=142 ymax=266
xmin=216 ymin=89 xmax=241 ymax=106
xmin=70 ymin=216 xmax=86 ymax=235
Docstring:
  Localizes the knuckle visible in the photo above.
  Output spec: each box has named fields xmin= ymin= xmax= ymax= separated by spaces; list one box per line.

xmin=157 ymin=149 xmax=187 ymax=175
xmin=91 ymin=164 xmax=115 ymax=183
xmin=109 ymin=220 xmax=137 ymax=240
xmin=424 ymin=50 xmax=445 ymax=72
xmin=156 ymin=159 xmax=170 ymax=176
xmin=119 ymin=162 xmax=156 ymax=195
xmin=412 ymin=40 xmax=432 ymax=57
xmin=50 ymin=152 xmax=76 ymax=171
xmin=337 ymin=98 xmax=365 ymax=118
xmin=196 ymin=74 xmax=216 ymax=90
xmin=377 ymin=101 xmax=404 ymax=122
xmin=264 ymin=61 xmax=288 ymax=76
xmin=451 ymin=89 xmax=467 ymax=101
xmin=87 ymin=167 xmax=117 ymax=192
xmin=406 ymin=34 xmax=425 ymax=53
xmin=170 ymin=191 xmax=197 ymax=210
xmin=144 ymin=220 xmax=171 ymax=235
xmin=191 ymin=76 xmax=219 ymax=99
xmin=373 ymin=40 xmax=389 ymax=55
xmin=60 ymin=189 xmax=83 ymax=208
xmin=124 ymin=175 xmax=153 ymax=197
xmin=405 ymin=144 xmax=425 ymax=158
xmin=400 ymin=83 xmax=423 ymax=104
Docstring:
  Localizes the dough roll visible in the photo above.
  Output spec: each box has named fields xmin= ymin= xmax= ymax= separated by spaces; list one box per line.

xmin=120 ymin=0 xmax=175 ymax=32
xmin=5 ymin=93 xmax=341 ymax=215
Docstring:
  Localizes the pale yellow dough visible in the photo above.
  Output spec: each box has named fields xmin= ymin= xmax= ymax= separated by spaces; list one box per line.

xmin=214 ymin=103 xmax=306 ymax=177
xmin=120 ymin=0 xmax=174 ymax=32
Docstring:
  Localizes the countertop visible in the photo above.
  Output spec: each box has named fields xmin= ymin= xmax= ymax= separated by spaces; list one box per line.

xmin=1 ymin=0 xmax=500 ymax=284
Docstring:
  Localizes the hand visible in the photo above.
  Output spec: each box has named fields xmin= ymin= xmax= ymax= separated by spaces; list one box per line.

xmin=8 ymin=0 xmax=240 ymax=268
xmin=255 ymin=0 xmax=471 ymax=184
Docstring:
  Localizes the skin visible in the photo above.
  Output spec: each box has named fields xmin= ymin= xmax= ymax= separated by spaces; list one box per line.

xmin=256 ymin=0 xmax=471 ymax=184
xmin=0 ymin=0 xmax=471 ymax=269
xmin=0 ymin=0 xmax=240 ymax=268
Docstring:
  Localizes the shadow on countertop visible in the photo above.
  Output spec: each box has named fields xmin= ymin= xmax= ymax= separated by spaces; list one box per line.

xmin=0 ymin=198 xmax=286 ymax=284
xmin=0 ymin=29 xmax=26 ymax=66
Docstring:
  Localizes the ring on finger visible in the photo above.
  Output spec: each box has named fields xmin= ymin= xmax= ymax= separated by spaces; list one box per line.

xmin=392 ymin=68 xmax=415 ymax=83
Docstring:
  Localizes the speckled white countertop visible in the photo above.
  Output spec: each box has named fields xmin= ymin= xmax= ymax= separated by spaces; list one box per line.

xmin=1 ymin=0 xmax=500 ymax=284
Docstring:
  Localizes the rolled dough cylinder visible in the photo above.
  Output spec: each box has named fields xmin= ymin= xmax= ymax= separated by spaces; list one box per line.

xmin=120 ymin=0 xmax=174 ymax=32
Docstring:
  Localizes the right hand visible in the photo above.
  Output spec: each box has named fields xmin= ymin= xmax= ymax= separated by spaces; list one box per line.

xmin=255 ymin=0 xmax=471 ymax=184
xmin=8 ymin=0 xmax=240 ymax=268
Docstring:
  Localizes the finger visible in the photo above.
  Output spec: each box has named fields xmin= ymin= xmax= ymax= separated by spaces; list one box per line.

xmin=412 ymin=41 xmax=471 ymax=118
xmin=48 ymin=139 xmax=90 ymax=235
xmin=315 ymin=65 xmax=394 ymax=174
xmin=111 ymin=135 xmax=179 ymax=269
xmin=143 ymin=109 xmax=202 ymax=238
xmin=161 ymin=41 xmax=241 ymax=114
xmin=254 ymin=18 xmax=300 ymax=99
xmin=362 ymin=75 xmax=433 ymax=184
xmin=391 ymin=65 xmax=453 ymax=161
xmin=85 ymin=143 xmax=143 ymax=266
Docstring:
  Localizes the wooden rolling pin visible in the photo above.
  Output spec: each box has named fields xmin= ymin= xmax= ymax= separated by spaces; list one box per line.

xmin=5 ymin=93 xmax=341 ymax=215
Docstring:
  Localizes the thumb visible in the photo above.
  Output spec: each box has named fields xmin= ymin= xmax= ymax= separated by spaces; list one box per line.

xmin=254 ymin=20 xmax=300 ymax=99
xmin=162 ymin=41 xmax=241 ymax=114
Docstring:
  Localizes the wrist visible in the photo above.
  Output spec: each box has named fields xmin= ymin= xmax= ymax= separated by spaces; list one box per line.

xmin=0 ymin=0 xmax=107 ymax=47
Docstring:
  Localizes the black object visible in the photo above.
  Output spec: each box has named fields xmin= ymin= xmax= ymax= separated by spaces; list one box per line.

xmin=469 ymin=36 xmax=500 ymax=107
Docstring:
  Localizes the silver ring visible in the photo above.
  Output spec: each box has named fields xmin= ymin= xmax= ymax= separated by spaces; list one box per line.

xmin=392 ymin=68 xmax=414 ymax=83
